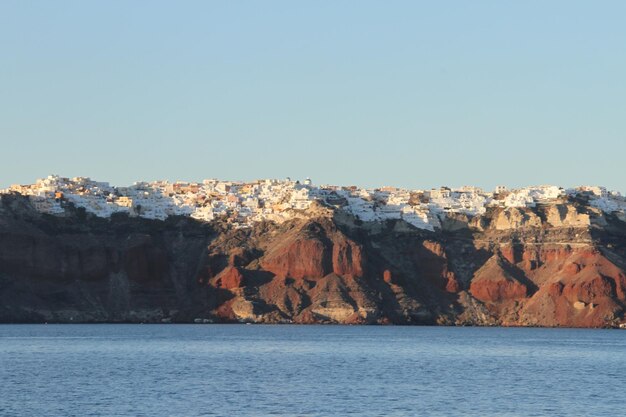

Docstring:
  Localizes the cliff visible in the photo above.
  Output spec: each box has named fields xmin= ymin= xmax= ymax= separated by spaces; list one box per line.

xmin=1 ymin=193 xmax=626 ymax=327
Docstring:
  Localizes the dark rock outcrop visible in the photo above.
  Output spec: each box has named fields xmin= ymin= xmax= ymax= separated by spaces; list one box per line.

xmin=1 ymin=194 xmax=626 ymax=327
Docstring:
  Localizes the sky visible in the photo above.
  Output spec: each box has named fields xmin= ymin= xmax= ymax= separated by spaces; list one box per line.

xmin=1 ymin=1 xmax=625 ymax=192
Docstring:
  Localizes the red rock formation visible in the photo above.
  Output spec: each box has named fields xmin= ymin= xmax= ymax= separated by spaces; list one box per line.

xmin=214 ymin=266 xmax=245 ymax=290
xmin=383 ymin=269 xmax=393 ymax=284
xmin=332 ymin=238 xmax=364 ymax=277
xmin=500 ymin=244 xmax=574 ymax=270
xmin=520 ymin=248 xmax=626 ymax=327
xmin=256 ymin=275 xmax=309 ymax=318
xmin=261 ymin=237 xmax=331 ymax=279
xmin=445 ymin=272 xmax=460 ymax=293
xmin=260 ymin=221 xmax=366 ymax=280
xmin=415 ymin=240 xmax=459 ymax=293
xmin=470 ymin=255 xmax=529 ymax=303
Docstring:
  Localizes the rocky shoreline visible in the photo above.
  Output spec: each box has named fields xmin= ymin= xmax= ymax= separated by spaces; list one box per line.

xmin=1 ymin=193 xmax=626 ymax=328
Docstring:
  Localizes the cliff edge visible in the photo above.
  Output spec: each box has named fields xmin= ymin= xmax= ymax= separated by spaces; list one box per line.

xmin=1 ymin=191 xmax=626 ymax=327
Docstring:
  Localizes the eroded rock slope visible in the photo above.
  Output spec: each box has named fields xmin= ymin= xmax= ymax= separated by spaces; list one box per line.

xmin=1 ymin=194 xmax=625 ymax=327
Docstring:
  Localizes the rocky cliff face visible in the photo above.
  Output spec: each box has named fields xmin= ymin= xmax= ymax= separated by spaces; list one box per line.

xmin=1 ymin=194 xmax=626 ymax=327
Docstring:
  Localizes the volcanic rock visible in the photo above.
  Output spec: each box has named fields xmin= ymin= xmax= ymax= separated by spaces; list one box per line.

xmin=1 ymin=192 xmax=626 ymax=327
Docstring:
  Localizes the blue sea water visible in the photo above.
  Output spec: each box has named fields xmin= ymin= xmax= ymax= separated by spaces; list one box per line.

xmin=0 ymin=325 xmax=625 ymax=417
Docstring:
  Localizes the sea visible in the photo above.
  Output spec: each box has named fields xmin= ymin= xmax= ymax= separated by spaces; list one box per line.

xmin=0 ymin=324 xmax=624 ymax=417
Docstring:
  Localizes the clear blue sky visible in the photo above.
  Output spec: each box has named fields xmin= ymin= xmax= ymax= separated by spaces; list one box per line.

xmin=1 ymin=1 xmax=625 ymax=191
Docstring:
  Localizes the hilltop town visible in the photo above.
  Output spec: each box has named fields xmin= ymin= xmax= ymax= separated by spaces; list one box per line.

xmin=2 ymin=175 xmax=626 ymax=329
xmin=2 ymin=175 xmax=625 ymax=231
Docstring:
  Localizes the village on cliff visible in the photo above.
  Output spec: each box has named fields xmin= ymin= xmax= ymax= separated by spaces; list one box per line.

xmin=2 ymin=175 xmax=625 ymax=231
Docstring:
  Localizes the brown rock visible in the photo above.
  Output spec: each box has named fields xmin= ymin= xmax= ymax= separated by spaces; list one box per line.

xmin=261 ymin=238 xmax=331 ymax=279
xmin=2 ymin=192 xmax=626 ymax=328
xmin=414 ymin=240 xmax=459 ymax=293
xmin=520 ymin=249 xmax=626 ymax=327
xmin=215 ymin=266 xmax=245 ymax=290
xmin=470 ymin=255 xmax=529 ymax=303
xmin=332 ymin=238 xmax=364 ymax=277
xmin=445 ymin=271 xmax=460 ymax=293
